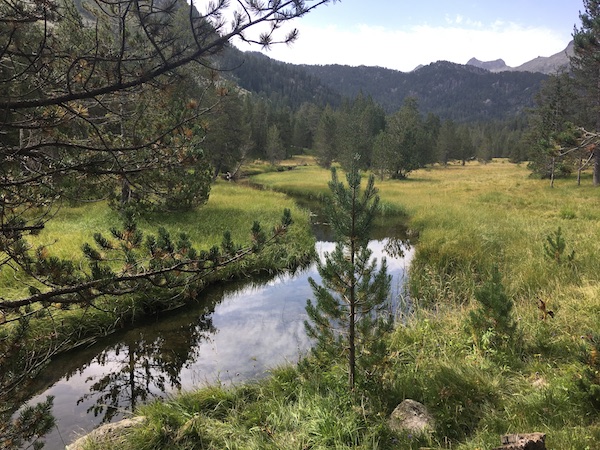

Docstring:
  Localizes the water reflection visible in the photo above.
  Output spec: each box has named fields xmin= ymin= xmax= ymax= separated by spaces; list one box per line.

xmin=294 ymin=196 xmax=410 ymax=244
xmin=77 ymin=312 xmax=215 ymax=423
xmin=23 ymin=238 xmax=412 ymax=450
xmin=384 ymin=236 xmax=409 ymax=259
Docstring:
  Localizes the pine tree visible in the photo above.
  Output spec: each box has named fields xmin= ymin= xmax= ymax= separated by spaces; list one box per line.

xmin=314 ymin=105 xmax=338 ymax=168
xmin=266 ymin=124 xmax=285 ymax=165
xmin=468 ymin=267 xmax=519 ymax=356
xmin=305 ymin=158 xmax=391 ymax=391
xmin=525 ymin=72 xmax=580 ymax=184
xmin=385 ymin=97 xmax=427 ymax=179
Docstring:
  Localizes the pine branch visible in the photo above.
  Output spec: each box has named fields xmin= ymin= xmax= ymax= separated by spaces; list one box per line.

xmin=0 ymin=210 xmax=292 ymax=312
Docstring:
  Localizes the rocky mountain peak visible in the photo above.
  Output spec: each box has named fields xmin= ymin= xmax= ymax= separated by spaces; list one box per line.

xmin=466 ymin=41 xmax=573 ymax=74
xmin=467 ymin=58 xmax=509 ymax=72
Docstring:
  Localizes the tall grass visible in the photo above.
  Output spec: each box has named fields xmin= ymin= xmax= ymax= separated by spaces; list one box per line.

xmin=81 ymin=364 xmax=410 ymax=450
xmin=248 ymin=159 xmax=600 ymax=448
xmin=3 ymin=169 xmax=324 ymax=299
xmin=53 ymin=160 xmax=600 ymax=449
xmin=26 ymin=180 xmax=310 ymax=258
xmin=252 ymin=164 xmax=333 ymax=200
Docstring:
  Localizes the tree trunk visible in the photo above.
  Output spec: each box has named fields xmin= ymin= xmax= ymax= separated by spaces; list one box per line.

xmin=349 ymin=288 xmax=356 ymax=391
xmin=594 ymin=148 xmax=600 ymax=186
xmin=213 ymin=161 xmax=222 ymax=181
xmin=121 ymin=177 xmax=132 ymax=205
xmin=348 ymin=184 xmax=357 ymax=392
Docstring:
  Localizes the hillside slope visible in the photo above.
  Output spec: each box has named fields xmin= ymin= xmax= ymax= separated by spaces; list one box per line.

xmin=299 ymin=61 xmax=547 ymax=121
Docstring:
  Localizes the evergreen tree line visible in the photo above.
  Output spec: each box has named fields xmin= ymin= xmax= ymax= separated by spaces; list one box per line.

xmin=221 ymin=91 xmax=529 ymax=179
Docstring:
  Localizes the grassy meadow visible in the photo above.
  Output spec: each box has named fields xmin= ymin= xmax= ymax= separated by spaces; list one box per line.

xmin=3 ymin=181 xmax=314 ymax=301
xmin=248 ymin=159 xmax=600 ymax=449
xmin=24 ymin=180 xmax=313 ymax=260
xmin=11 ymin=158 xmax=600 ymax=449
xmin=79 ymin=159 xmax=600 ymax=450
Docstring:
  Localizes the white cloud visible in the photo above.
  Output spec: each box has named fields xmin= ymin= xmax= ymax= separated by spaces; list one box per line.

xmin=236 ymin=21 xmax=568 ymax=72
xmin=447 ymin=14 xmax=464 ymax=25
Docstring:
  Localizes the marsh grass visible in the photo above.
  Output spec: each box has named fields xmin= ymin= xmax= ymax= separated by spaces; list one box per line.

xmin=4 ymin=183 xmax=299 ymax=297
xmin=26 ymin=181 xmax=305 ymax=258
xmin=251 ymin=164 xmax=333 ymax=200
xmin=252 ymin=165 xmax=408 ymax=218
xmin=83 ymin=364 xmax=416 ymax=450
xmin=244 ymin=159 xmax=600 ymax=449
xmin=45 ymin=160 xmax=600 ymax=449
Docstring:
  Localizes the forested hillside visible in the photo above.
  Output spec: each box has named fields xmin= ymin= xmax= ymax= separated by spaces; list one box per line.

xmin=300 ymin=61 xmax=548 ymax=121
xmin=218 ymin=48 xmax=342 ymax=109
xmin=221 ymin=49 xmax=548 ymax=122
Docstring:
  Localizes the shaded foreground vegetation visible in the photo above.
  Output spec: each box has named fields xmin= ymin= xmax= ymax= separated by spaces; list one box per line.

xmin=70 ymin=160 xmax=600 ymax=450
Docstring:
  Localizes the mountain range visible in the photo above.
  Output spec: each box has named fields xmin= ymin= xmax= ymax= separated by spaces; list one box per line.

xmin=298 ymin=61 xmax=547 ymax=122
xmin=68 ymin=0 xmax=570 ymax=124
xmin=223 ymin=40 xmax=574 ymax=123
xmin=69 ymin=0 xmax=570 ymax=123
xmin=466 ymin=41 xmax=573 ymax=74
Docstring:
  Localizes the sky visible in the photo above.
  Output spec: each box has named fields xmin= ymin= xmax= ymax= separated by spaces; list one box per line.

xmin=228 ymin=0 xmax=583 ymax=72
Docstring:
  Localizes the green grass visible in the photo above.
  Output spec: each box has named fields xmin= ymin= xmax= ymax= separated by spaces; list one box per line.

xmin=81 ymin=365 xmax=412 ymax=450
xmin=35 ymin=159 xmax=600 ymax=449
xmin=251 ymin=164 xmax=333 ymax=200
xmin=0 ymin=181 xmax=315 ymax=407
xmin=252 ymin=164 xmax=408 ymax=217
xmin=25 ymin=180 xmax=307 ymax=259
xmin=7 ymin=180 xmax=314 ymax=291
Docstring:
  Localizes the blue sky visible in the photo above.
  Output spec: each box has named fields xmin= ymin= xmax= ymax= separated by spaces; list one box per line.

xmin=230 ymin=0 xmax=583 ymax=72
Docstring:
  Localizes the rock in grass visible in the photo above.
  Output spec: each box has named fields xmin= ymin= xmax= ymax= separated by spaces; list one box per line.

xmin=66 ymin=416 xmax=146 ymax=450
xmin=388 ymin=399 xmax=435 ymax=435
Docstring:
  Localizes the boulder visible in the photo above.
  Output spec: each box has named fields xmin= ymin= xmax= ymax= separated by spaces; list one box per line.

xmin=66 ymin=416 xmax=146 ymax=450
xmin=388 ymin=399 xmax=435 ymax=435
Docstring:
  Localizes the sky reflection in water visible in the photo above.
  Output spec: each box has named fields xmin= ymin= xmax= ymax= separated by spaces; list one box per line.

xmin=26 ymin=239 xmax=412 ymax=449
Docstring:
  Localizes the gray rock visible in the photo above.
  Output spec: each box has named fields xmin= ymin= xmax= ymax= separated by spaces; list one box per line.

xmin=388 ymin=399 xmax=435 ymax=435
xmin=66 ymin=416 xmax=146 ymax=450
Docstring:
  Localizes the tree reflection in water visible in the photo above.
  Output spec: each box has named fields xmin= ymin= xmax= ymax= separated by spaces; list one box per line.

xmin=383 ymin=236 xmax=411 ymax=259
xmin=13 ymin=235 xmax=412 ymax=449
xmin=77 ymin=311 xmax=215 ymax=423
xmin=74 ymin=202 xmax=412 ymax=425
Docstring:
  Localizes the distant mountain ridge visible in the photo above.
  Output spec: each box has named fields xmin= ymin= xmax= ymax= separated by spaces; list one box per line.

xmin=466 ymin=41 xmax=573 ymax=74
xmin=217 ymin=39 xmax=570 ymax=122
xmin=219 ymin=48 xmax=343 ymax=109
xmin=69 ymin=0 xmax=557 ymax=124
xmin=299 ymin=60 xmax=547 ymax=121
xmin=466 ymin=58 xmax=510 ymax=72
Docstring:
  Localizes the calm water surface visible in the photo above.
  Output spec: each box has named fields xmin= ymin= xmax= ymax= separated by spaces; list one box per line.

xmin=24 ymin=235 xmax=412 ymax=449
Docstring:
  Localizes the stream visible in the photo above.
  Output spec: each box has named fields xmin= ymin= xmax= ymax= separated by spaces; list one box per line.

xmin=20 ymin=205 xmax=413 ymax=450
